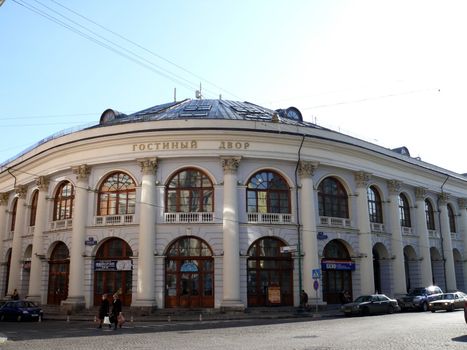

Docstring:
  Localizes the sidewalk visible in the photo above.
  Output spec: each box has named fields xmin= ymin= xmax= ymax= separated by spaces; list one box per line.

xmin=41 ymin=305 xmax=342 ymax=323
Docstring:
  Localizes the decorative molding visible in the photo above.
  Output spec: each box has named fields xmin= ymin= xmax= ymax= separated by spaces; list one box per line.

xmin=458 ymin=198 xmax=467 ymax=210
xmin=0 ymin=192 xmax=9 ymax=206
xmin=438 ymin=192 xmax=450 ymax=205
xmin=72 ymin=164 xmax=91 ymax=181
xmin=387 ymin=180 xmax=402 ymax=194
xmin=415 ymin=187 xmax=427 ymax=201
xmin=354 ymin=171 xmax=371 ymax=188
xmin=298 ymin=161 xmax=319 ymax=178
xmin=220 ymin=156 xmax=241 ymax=174
xmin=138 ymin=158 xmax=158 ymax=175
xmin=15 ymin=185 xmax=27 ymax=199
xmin=36 ymin=176 xmax=50 ymax=192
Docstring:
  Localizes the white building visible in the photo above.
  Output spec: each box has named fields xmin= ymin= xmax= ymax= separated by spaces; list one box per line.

xmin=0 ymin=98 xmax=466 ymax=312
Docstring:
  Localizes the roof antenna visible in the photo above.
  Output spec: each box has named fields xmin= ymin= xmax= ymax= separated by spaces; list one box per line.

xmin=195 ymin=82 xmax=202 ymax=99
xmin=174 ymin=88 xmax=177 ymax=102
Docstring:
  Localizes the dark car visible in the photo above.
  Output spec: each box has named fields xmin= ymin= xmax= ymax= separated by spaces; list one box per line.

xmin=464 ymin=298 xmax=467 ymax=324
xmin=429 ymin=292 xmax=467 ymax=312
xmin=397 ymin=286 xmax=443 ymax=311
xmin=0 ymin=300 xmax=43 ymax=322
xmin=341 ymin=294 xmax=400 ymax=316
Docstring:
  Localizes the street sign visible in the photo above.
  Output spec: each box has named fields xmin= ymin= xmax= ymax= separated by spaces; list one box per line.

xmin=312 ymin=268 xmax=321 ymax=279
xmin=313 ymin=280 xmax=319 ymax=290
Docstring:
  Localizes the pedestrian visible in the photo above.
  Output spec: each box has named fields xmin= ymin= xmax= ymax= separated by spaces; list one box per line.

xmin=11 ymin=289 xmax=19 ymax=300
xmin=97 ymin=293 xmax=110 ymax=329
xmin=110 ymin=293 xmax=122 ymax=330
xmin=300 ymin=289 xmax=309 ymax=310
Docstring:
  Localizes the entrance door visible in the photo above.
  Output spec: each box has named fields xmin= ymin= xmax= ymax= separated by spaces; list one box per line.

xmin=247 ymin=237 xmax=293 ymax=307
xmin=322 ymin=240 xmax=353 ymax=304
xmin=47 ymin=242 xmax=69 ymax=305
xmin=165 ymin=237 xmax=214 ymax=308
xmin=93 ymin=238 xmax=133 ymax=306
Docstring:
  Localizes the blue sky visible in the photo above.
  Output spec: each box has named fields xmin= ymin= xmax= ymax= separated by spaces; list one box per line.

xmin=1 ymin=0 xmax=466 ymax=174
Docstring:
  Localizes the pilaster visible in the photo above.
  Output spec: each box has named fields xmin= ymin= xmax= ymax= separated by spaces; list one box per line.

xmin=438 ymin=193 xmax=456 ymax=291
xmin=220 ymin=156 xmax=244 ymax=310
xmin=414 ymin=187 xmax=433 ymax=286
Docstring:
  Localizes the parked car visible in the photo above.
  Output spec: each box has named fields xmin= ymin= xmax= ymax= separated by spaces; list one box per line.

xmin=464 ymin=298 xmax=467 ymax=324
xmin=397 ymin=286 xmax=443 ymax=311
xmin=341 ymin=294 xmax=400 ymax=316
xmin=429 ymin=292 xmax=467 ymax=312
xmin=0 ymin=300 xmax=43 ymax=322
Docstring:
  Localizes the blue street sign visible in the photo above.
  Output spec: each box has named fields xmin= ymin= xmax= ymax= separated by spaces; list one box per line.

xmin=312 ymin=268 xmax=321 ymax=279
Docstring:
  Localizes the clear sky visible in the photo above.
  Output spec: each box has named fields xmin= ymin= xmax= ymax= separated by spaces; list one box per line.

xmin=1 ymin=0 xmax=466 ymax=174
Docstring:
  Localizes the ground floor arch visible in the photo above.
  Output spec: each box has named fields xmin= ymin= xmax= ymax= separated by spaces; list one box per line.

xmin=47 ymin=242 xmax=69 ymax=305
xmin=246 ymin=237 xmax=293 ymax=307
xmin=430 ymin=247 xmax=445 ymax=290
xmin=453 ymin=249 xmax=464 ymax=291
xmin=165 ymin=236 xmax=214 ymax=308
xmin=372 ymin=243 xmax=391 ymax=295
xmin=93 ymin=237 xmax=133 ymax=306
xmin=322 ymin=239 xmax=354 ymax=304
xmin=404 ymin=245 xmax=420 ymax=292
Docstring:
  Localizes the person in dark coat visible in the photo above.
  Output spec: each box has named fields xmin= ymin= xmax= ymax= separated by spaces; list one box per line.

xmin=97 ymin=293 xmax=110 ymax=329
xmin=11 ymin=289 xmax=19 ymax=300
xmin=110 ymin=293 xmax=122 ymax=330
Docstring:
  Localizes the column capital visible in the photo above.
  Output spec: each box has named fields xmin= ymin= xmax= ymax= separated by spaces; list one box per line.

xmin=298 ymin=161 xmax=319 ymax=178
xmin=138 ymin=158 xmax=158 ymax=175
xmin=15 ymin=185 xmax=27 ymax=199
xmin=221 ymin=156 xmax=241 ymax=174
xmin=35 ymin=176 xmax=50 ymax=192
xmin=387 ymin=180 xmax=402 ymax=194
xmin=354 ymin=171 xmax=371 ymax=188
xmin=0 ymin=192 xmax=9 ymax=206
xmin=438 ymin=192 xmax=450 ymax=205
xmin=415 ymin=187 xmax=427 ymax=201
xmin=458 ymin=198 xmax=467 ymax=210
xmin=72 ymin=164 xmax=91 ymax=181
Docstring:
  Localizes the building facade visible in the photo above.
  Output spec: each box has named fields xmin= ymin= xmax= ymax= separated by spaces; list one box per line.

xmin=0 ymin=99 xmax=466 ymax=311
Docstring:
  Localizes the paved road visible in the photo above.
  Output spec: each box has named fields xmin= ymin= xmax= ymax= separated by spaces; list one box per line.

xmin=0 ymin=311 xmax=466 ymax=349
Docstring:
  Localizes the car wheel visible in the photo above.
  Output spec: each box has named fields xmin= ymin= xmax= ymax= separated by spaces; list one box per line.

xmin=362 ymin=307 xmax=370 ymax=316
xmin=421 ymin=303 xmax=428 ymax=312
xmin=16 ymin=315 xmax=22 ymax=322
xmin=448 ymin=305 xmax=454 ymax=312
xmin=388 ymin=306 xmax=394 ymax=314
xmin=0 ymin=314 xmax=4 ymax=321
xmin=431 ymin=309 xmax=435 ymax=313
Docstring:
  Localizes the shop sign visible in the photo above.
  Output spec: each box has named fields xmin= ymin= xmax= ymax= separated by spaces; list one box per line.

xmin=94 ymin=260 xmax=133 ymax=271
xmin=321 ymin=259 xmax=355 ymax=271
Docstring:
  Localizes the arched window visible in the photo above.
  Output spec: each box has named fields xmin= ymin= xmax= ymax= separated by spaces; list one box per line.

xmin=10 ymin=198 xmax=17 ymax=231
xmin=29 ymin=190 xmax=38 ymax=227
xmin=53 ymin=181 xmax=74 ymax=221
xmin=97 ymin=172 xmax=136 ymax=216
xmin=318 ymin=177 xmax=349 ymax=218
xmin=425 ymin=200 xmax=435 ymax=230
xmin=367 ymin=186 xmax=383 ymax=223
xmin=447 ymin=204 xmax=456 ymax=233
xmin=166 ymin=168 xmax=213 ymax=212
xmin=399 ymin=194 xmax=411 ymax=227
xmin=247 ymin=170 xmax=290 ymax=213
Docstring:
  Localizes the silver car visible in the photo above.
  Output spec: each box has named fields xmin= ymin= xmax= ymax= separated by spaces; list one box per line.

xmin=429 ymin=292 xmax=467 ymax=312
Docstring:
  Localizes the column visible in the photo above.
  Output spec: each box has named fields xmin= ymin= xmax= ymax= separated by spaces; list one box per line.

xmin=220 ymin=156 xmax=244 ymax=310
xmin=438 ymin=193 xmax=456 ymax=291
xmin=298 ymin=161 xmax=321 ymax=302
xmin=7 ymin=185 xmax=27 ymax=296
xmin=354 ymin=171 xmax=375 ymax=295
xmin=63 ymin=165 xmax=90 ymax=311
xmin=458 ymin=198 xmax=467 ymax=290
xmin=0 ymin=193 xmax=10 ymax=294
xmin=27 ymin=176 xmax=49 ymax=303
xmin=387 ymin=180 xmax=407 ymax=296
xmin=414 ymin=187 xmax=433 ymax=287
xmin=134 ymin=158 xmax=158 ymax=309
